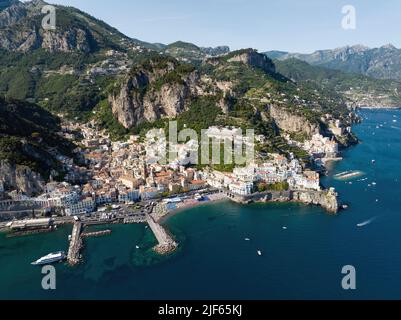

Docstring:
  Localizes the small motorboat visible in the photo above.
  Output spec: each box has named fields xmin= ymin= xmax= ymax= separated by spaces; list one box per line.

xmin=257 ymin=250 xmax=262 ymax=256
xmin=31 ymin=251 xmax=66 ymax=266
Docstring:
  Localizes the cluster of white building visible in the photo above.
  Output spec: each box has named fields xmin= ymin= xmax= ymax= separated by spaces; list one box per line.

xmin=207 ymin=153 xmax=321 ymax=196
xmin=4 ymin=122 xmax=329 ymax=215
xmin=286 ymin=133 xmax=339 ymax=159
xmin=43 ymin=123 xmax=211 ymax=215
xmin=303 ymin=134 xmax=339 ymax=158
xmin=144 ymin=126 xmax=258 ymax=168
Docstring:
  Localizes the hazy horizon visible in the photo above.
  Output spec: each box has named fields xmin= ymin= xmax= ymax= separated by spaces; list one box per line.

xmin=41 ymin=0 xmax=401 ymax=53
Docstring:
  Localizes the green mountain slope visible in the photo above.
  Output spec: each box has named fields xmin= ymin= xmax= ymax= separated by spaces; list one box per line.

xmin=0 ymin=1 xmax=159 ymax=119
xmin=274 ymin=58 xmax=401 ymax=108
xmin=0 ymin=97 xmax=75 ymax=179
xmin=265 ymin=44 xmax=401 ymax=81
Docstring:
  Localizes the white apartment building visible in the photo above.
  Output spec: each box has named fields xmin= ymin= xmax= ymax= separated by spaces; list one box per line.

xmin=140 ymin=186 xmax=161 ymax=200
xmin=233 ymin=166 xmax=256 ymax=182
xmin=207 ymin=171 xmax=233 ymax=189
xmin=304 ymin=134 xmax=339 ymax=157
xmin=118 ymin=190 xmax=140 ymax=203
xmin=290 ymin=171 xmax=320 ymax=191
xmin=65 ymin=198 xmax=96 ymax=216
xmin=229 ymin=181 xmax=254 ymax=196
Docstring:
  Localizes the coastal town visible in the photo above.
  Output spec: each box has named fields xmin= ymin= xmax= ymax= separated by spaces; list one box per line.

xmin=0 ymin=117 xmax=349 ymax=259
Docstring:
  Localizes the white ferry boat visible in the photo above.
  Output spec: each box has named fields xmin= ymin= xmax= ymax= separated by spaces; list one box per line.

xmin=31 ymin=251 xmax=66 ymax=266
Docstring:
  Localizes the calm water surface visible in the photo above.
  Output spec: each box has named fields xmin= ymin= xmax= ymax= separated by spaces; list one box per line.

xmin=1 ymin=109 xmax=401 ymax=300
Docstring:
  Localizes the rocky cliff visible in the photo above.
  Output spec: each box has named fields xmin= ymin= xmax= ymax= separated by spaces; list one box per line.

xmin=110 ymin=57 xmax=200 ymax=128
xmin=227 ymin=49 xmax=276 ymax=74
xmin=0 ymin=161 xmax=44 ymax=196
xmin=0 ymin=0 xmax=128 ymax=53
xmin=232 ymin=188 xmax=339 ymax=214
xmin=201 ymin=46 xmax=230 ymax=56
xmin=0 ymin=0 xmax=25 ymax=27
xmin=292 ymin=189 xmax=339 ymax=214
xmin=267 ymin=104 xmax=321 ymax=137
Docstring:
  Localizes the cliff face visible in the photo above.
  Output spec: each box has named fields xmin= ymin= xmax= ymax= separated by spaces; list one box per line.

xmin=0 ymin=0 xmax=126 ymax=53
xmin=228 ymin=49 xmax=276 ymax=74
xmin=0 ymin=161 xmax=44 ymax=196
xmin=40 ymin=28 xmax=92 ymax=53
xmin=268 ymin=105 xmax=321 ymax=137
xmin=232 ymin=189 xmax=339 ymax=214
xmin=292 ymin=189 xmax=339 ymax=213
xmin=110 ymin=60 xmax=199 ymax=128
xmin=0 ymin=0 xmax=26 ymax=27
xmin=0 ymin=21 xmax=93 ymax=53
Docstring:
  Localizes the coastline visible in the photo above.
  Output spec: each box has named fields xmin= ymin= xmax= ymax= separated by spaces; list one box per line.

xmin=358 ymin=106 xmax=401 ymax=110
xmin=156 ymin=187 xmax=340 ymax=227
xmin=156 ymin=194 xmax=229 ymax=224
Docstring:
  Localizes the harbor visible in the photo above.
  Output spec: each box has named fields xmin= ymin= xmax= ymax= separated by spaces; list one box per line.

xmin=0 ymin=187 xmax=340 ymax=265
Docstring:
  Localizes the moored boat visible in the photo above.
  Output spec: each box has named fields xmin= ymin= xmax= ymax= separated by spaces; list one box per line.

xmin=31 ymin=251 xmax=66 ymax=266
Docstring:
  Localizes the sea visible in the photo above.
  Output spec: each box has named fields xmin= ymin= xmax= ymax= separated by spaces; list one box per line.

xmin=1 ymin=108 xmax=401 ymax=300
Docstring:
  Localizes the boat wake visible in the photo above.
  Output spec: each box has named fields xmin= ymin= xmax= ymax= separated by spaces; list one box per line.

xmin=334 ymin=170 xmax=364 ymax=181
xmin=357 ymin=217 xmax=377 ymax=228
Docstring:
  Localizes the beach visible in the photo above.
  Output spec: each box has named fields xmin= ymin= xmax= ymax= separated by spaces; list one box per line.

xmin=154 ymin=192 xmax=229 ymax=223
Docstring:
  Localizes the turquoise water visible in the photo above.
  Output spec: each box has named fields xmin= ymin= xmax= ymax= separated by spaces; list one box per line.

xmin=1 ymin=109 xmax=401 ymax=300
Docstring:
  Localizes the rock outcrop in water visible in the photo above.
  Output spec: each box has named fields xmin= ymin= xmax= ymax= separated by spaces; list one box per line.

xmin=292 ymin=189 xmax=339 ymax=214
xmin=230 ymin=188 xmax=339 ymax=214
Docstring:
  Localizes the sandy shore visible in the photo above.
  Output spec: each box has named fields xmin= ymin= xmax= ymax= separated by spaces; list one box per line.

xmin=156 ymin=193 xmax=229 ymax=223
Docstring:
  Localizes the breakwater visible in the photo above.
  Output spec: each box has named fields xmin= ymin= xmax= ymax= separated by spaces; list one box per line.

xmin=82 ymin=229 xmax=112 ymax=238
xmin=146 ymin=214 xmax=178 ymax=254
xmin=67 ymin=222 xmax=83 ymax=266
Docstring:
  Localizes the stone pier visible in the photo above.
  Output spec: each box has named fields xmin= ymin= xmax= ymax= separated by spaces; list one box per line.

xmin=67 ymin=221 xmax=83 ymax=266
xmin=146 ymin=214 xmax=178 ymax=254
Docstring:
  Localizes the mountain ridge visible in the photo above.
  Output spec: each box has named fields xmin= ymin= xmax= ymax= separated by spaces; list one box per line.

xmin=264 ymin=44 xmax=401 ymax=80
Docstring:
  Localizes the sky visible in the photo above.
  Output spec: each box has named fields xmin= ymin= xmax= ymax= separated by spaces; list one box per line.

xmin=47 ymin=0 xmax=401 ymax=53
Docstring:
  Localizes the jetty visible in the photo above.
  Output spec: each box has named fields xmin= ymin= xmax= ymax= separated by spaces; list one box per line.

xmin=67 ymin=221 xmax=83 ymax=266
xmin=82 ymin=229 xmax=112 ymax=238
xmin=146 ymin=214 xmax=177 ymax=254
